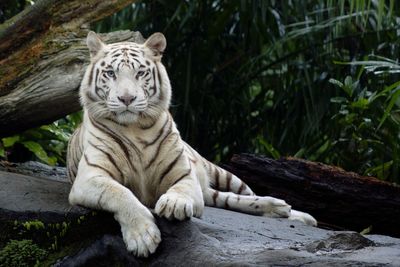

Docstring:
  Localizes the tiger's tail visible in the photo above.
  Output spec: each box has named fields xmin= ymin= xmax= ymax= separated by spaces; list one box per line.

xmin=204 ymin=160 xmax=255 ymax=196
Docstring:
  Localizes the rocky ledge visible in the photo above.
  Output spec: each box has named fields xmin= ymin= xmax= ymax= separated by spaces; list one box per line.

xmin=0 ymin=163 xmax=399 ymax=266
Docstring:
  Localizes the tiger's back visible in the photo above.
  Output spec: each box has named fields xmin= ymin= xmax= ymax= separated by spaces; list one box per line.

xmin=67 ymin=124 xmax=83 ymax=183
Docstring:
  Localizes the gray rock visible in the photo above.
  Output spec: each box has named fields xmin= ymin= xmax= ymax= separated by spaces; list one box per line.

xmin=0 ymin=169 xmax=86 ymax=222
xmin=306 ymin=232 xmax=376 ymax=253
xmin=1 ymin=169 xmax=400 ymax=266
xmin=0 ymin=160 xmax=67 ymax=182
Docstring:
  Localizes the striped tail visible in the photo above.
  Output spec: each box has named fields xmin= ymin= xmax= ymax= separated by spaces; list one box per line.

xmin=205 ymin=160 xmax=254 ymax=196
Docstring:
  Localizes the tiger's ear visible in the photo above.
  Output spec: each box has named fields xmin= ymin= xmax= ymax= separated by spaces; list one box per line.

xmin=144 ymin=32 xmax=166 ymax=57
xmin=86 ymin=31 xmax=105 ymax=58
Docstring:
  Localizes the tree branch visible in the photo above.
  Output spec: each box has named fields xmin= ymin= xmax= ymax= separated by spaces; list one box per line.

xmin=0 ymin=0 xmax=143 ymax=137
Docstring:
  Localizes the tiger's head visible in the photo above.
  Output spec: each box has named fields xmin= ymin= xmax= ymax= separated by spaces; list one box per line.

xmin=80 ymin=31 xmax=171 ymax=125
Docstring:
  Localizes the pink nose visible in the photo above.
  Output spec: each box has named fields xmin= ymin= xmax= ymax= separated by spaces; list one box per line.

xmin=117 ymin=94 xmax=136 ymax=106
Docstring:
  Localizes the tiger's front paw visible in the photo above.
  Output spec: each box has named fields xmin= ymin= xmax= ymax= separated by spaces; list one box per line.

xmin=155 ymin=192 xmax=200 ymax=220
xmin=120 ymin=217 xmax=161 ymax=257
xmin=260 ymin=197 xmax=291 ymax=218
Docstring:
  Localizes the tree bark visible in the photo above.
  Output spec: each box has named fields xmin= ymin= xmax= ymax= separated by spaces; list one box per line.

xmin=223 ymin=153 xmax=400 ymax=237
xmin=0 ymin=0 xmax=143 ymax=137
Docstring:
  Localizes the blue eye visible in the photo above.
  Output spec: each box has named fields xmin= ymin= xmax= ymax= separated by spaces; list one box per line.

xmin=106 ymin=70 xmax=115 ymax=78
xmin=137 ymin=71 xmax=145 ymax=77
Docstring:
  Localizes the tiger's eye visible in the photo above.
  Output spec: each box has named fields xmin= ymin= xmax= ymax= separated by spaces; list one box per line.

xmin=106 ymin=70 xmax=115 ymax=78
xmin=137 ymin=71 xmax=145 ymax=77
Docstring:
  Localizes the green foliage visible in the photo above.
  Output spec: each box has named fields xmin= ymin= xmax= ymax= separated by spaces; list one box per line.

xmin=94 ymin=0 xmax=400 ymax=182
xmin=0 ymin=112 xmax=82 ymax=165
xmin=0 ymin=239 xmax=48 ymax=267
xmin=327 ymin=72 xmax=400 ymax=180
xmin=3 ymin=1 xmax=400 ymax=183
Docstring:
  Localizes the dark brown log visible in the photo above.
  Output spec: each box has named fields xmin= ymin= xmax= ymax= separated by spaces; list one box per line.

xmin=223 ymin=153 xmax=400 ymax=237
xmin=0 ymin=0 xmax=142 ymax=137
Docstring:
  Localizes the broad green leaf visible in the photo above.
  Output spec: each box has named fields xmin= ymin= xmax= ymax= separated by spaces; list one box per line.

xmin=343 ymin=76 xmax=354 ymax=97
xmin=21 ymin=141 xmax=57 ymax=166
xmin=294 ymin=148 xmax=305 ymax=158
xmin=2 ymin=136 xmax=20 ymax=148
xmin=67 ymin=111 xmax=83 ymax=126
xmin=328 ymin=78 xmax=343 ymax=88
xmin=40 ymin=125 xmax=69 ymax=142
xmin=344 ymin=76 xmax=353 ymax=88
xmin=309 ymin=140 xmax=331 ymax=161
xmin=344 ymin=113 xmax=357 ymax=124
xmin=351 ymin=98 xmax=369 ymax=109
xmin=0 ymin=146 xmax=5 ymax=158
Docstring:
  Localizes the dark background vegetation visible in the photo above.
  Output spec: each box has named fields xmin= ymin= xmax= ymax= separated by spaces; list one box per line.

xmin=1 ymin=0 xmax=400 ymax=183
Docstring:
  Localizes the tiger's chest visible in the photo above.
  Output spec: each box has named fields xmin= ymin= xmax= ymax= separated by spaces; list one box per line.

xmin=83 ymin=116 xmax=183 ymax=206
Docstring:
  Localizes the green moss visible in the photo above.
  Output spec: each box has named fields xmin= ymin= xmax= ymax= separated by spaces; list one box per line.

xmin=0 ymin=239 xmax=48 ymax=267
xmin=1 ymin=212 xmax=115 ymax=266
xmin=40 ymin=237 xmax=97 ymax=266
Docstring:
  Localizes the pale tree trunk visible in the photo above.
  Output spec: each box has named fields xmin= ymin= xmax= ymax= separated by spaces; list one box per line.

xmin=0 ymin=0 xmax=144 ymax=137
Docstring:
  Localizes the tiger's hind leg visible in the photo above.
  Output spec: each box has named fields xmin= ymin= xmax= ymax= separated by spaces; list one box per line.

xmin=202 ymin=160 xmax=317 ymax=226
xmin=204 ymin=188 xmax=317 ymax=226
xmin=204 ymin=188 xmax=291 ymax=218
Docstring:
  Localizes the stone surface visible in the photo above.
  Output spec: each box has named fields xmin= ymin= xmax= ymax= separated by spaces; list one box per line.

xmin=56 ymin=209 xmax=400 ymax=267
xmin=0 ymin=160 xmax=68 ymax=181
xmin=1 ymin=167 xmax=400 ymax=266
xmin=0 ymin=169 xmax=87 ymax=223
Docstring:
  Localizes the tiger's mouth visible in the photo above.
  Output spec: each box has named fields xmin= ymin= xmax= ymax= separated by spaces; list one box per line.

xmin=111 ymin=110 xmax=135 ymax=117
xmin=107 ymin=100 xmax=149 ymax=124
xmin=120 ymin=110 xmax=134 ymax=115
xmin=110 ymin=104 xmax=147 ymax=115
xmin=113 ymin=109 xmax=140 ymax=124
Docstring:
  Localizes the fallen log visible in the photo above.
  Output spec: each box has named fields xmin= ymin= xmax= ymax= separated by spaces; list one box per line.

xmin=223 ymin=153 xmax=400 ymax=237
xmin=0 ymin=0 xmax=142 ymax=137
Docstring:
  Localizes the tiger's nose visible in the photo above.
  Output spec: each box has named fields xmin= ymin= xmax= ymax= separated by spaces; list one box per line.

xmin=117 ymin=94 xmax=136 ymax=106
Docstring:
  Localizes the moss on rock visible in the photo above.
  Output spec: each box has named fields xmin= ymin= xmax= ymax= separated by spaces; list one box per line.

xmin=0 ymin=239 xmax=48 ymax=267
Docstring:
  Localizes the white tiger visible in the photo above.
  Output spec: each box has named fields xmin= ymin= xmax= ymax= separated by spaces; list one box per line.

xmin=67 ymin=31 xmax=317 ymax=257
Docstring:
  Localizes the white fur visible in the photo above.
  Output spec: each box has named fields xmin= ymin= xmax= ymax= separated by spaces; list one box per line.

xmin=67 ymin=31 xmax=317 ymax=258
